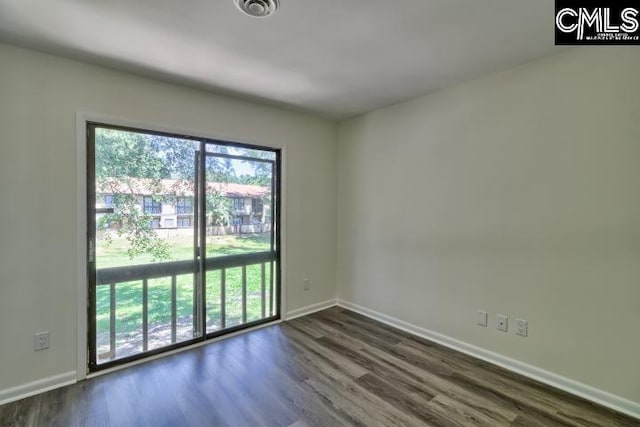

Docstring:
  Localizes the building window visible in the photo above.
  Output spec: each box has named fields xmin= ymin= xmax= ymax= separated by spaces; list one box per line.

xmin=177 ymin=216 xmax=192 ymax=228
xmin=233 ymin=198 xmax=245 ymax=210
xmin=104 ymin=194 xmax=114 ymax=208
xmin=176 ymin=197 xmax=193 ymax=214
xmin=164 ymin=218 xmax=175 ymax=228
xmin=143 ymin=196 xmax=162 ymax=214
xmin=251 ymin=198 xmax=263 ymax=214
xmin=150 ymin=217 xmax=161 ymax=229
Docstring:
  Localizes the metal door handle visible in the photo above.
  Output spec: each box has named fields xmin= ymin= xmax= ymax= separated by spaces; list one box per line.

xmin=95 ymin=208 xmax=115 ymax=214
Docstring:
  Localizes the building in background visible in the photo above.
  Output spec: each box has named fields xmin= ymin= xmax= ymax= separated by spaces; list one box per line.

xmin=96 ymin=178 xmax=271 ymax=235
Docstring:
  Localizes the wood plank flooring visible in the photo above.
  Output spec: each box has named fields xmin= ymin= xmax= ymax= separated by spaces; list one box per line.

xmin=1 ymin=307 xmax=638 ymax=426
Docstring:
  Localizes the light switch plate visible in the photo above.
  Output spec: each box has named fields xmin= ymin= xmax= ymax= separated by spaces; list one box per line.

xmin=515 ymin=318 xmax=528 ymax=337
xmin=477 ymin=310 xmax=488 ymax=327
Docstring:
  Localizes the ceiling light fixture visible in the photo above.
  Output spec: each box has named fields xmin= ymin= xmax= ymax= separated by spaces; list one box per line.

xmin=234 ymin=0 xmax=279 ymax=18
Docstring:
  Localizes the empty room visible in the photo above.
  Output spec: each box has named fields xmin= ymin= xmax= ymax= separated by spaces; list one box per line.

xmin=0 ymin=0 xmax=638 ymax=426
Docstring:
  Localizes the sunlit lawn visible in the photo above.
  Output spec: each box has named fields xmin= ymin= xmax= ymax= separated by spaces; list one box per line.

xmin=96 ymin=233 xmax=271 ymax=268
xmin=95 ymin=233 xmax=274 ymax=359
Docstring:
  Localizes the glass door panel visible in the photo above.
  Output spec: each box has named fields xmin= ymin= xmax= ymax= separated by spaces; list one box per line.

xmin=90 ymin=126 xmax=202 ymax=367
xmin=204 ymin=150 xmax=278 ymax=334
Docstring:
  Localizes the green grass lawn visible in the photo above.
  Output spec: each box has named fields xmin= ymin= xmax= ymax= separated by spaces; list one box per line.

xmin=95 ymin=233 xmax=275 ymax=360
xmin=96 ymin=233 xmax=271 ymax=268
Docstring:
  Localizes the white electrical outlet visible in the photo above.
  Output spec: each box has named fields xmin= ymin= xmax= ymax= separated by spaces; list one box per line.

xmin=515 ymin=319 xmax=528 ymax=337
xmin=496 ymin=314 xmax=508 ymax=332
xmin=477 ymin=310 xmax=488 ymax=327
xmin=34 ymin=331 xmax=49 ymax=351
xmin=303 ymin=278 xmax=310 ymax=291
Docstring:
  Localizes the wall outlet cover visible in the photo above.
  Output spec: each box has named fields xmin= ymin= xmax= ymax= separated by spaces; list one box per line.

xmin=496 ymin=314 xmax=508 ymax=332
xmin=34 ymin=331 xmax=50 ymax=351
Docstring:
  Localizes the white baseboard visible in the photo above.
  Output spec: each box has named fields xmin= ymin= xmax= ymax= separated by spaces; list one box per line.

xmin=0 ymin=371 xmax=76 ymax=406
xmin=286 ymin=299 xmax=337 ymax=320
xmin=336 ymin=299 xmax=640 ymax=420
xmin=3 ymin=301 xmax=637 ymax=420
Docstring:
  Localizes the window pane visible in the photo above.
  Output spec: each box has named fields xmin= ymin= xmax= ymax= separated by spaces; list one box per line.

xmin=204 ymin=155 xmax=273 ymax=257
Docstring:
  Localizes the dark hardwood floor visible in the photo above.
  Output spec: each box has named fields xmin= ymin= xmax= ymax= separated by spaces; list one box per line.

xmin=1 ymin=307 xmax=638 ymax=426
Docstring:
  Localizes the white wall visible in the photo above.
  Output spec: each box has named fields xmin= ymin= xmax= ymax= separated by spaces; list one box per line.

xmin=337 ymin=48 xmax=640 ymax=404
xmin=0 ymin=43 xmax=336 ymax=391
xmin=2 ymin=40 xmax=638 ymax=410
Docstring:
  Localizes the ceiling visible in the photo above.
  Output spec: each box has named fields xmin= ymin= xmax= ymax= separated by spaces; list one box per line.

xmin=0 ymin=0 xmax=561 ymax=119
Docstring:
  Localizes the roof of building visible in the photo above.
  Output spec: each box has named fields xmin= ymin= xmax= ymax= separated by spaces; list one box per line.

xmin=97 ymin=178 xmax=269 ymax=198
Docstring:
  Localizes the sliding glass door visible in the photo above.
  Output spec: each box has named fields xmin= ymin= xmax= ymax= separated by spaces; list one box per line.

xmin=202 ymin=150 xmax=278 ymax=334
xmin=87 ymin=123 xmax=280 ymax=371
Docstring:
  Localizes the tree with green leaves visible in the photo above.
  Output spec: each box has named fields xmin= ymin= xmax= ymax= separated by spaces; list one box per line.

xmin=96 ymin=129 xmax=197 ymax=261
xmin=96 ymin=128 xmax=272 ymax=262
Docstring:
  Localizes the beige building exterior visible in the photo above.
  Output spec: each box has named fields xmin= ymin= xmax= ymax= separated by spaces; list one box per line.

xmin=96 ymin=178 xmax=271 ymax=235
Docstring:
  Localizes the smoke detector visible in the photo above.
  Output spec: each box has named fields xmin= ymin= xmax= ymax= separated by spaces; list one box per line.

xmin=234 ymin=0 xmax=279 ymax=18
